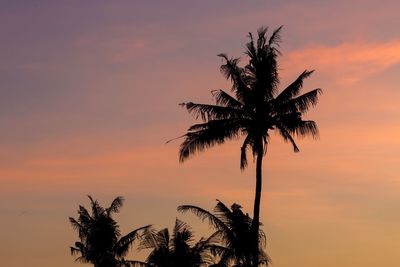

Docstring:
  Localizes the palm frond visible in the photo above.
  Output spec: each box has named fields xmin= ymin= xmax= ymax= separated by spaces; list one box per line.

xmin=140 ymin=227 xmax=169 ymax=250
xmin=177 ymin=205 xmax=230 ymax=235
xmin=275 ymin=70 xmax=314 ymax=103
xmin=206 ymin=242 xmax=229 ymax=256
xmin=69 ymin=217 xmax=82 ymax=231
xmin=179 ymin=119 xmax=243 ymax=162
xmin=70 ymin=246 xmax=82 ymax=256
xmin=213 ymin=201 xmax=233 ymax=225
xmin=268 ymin=26 xmax=283 ymax=47
xmin=217 ymin=54 xmax=242 ymax=85
xmin=173 ymin=218 xmax=187 ymax=233
xmin=278 ymin=88 xmax=322 ymax=114
xmin=245 ymin=31 xmax=257 ymax=59
xmin=212 ymin=89 xmax=243 ymax=108
xmin=87 ymin=195 xmax=95 ymax=205
xmin=71 ymin=242 xmax=87 ymax=256
xmin=294 ymin=120 xmax=319 ymax=138
xmin=217 ymin=248 xmax=236 ymax=267
xmin=78 ymin=205 xmax=91 ymax=221
xmin=202 ymin=230 xmax=225 ymax=248
xmin=258 ymin=230 xmax=267 ymax=249
xmin=217 ymin=53 xmax=249 ymax=103
xmin=73 ymin=256 xmax=88 ymax=264
xmin=107 ymin=196 xmax=124 ymax=215
xmin=87 ymin=195 xmax=104 ymax=218
xmin=115 ymin=224 xmax=152 ymax=257
xmin=276 ymin=126 xmax=300 ymax=152
xmin=259 ymin=247 xmax=271 ymax=266
xmin=240 ymin=134 xmax=253 ymax=170
xmin=182 ymin=102 xmax=243 ymax=121
xmin=173 ymin=218 xmax=194 ymax=244
xmin=257 ymin=26 xmax=268 ymax=49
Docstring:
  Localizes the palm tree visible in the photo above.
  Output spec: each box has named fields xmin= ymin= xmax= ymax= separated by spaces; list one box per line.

xmin=69 ymin=195 xmax=151 ymax=267
xmin=178 ymin=200 xmax=269 ymax=267
xmin=140 ymin=218 xmax=213 ymax=267
xmin=178 ymin=26 xmax=321 ymax=266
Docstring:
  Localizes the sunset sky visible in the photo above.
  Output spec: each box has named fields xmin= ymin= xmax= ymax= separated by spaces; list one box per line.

xmin=1 ymin=1 xmax=400 ymax=266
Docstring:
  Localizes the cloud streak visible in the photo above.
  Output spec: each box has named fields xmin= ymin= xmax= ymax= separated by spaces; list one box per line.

xmin=284 ymin=40 xmax=400 ymax=84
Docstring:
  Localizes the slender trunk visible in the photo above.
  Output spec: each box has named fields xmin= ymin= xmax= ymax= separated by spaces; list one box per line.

xmin=252 ymin=147 xmax=263 ymax=267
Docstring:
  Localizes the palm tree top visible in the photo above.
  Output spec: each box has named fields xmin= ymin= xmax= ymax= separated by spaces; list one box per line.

xmin=178 ymin=200 xmax=269 ymax=266
xmin=140 ymin=218 xmax=213 ymax=267
xmin=178 ymin=26 xmax=321 ymax=169
xmin=69 ymin=195 xmax=151 ymax=267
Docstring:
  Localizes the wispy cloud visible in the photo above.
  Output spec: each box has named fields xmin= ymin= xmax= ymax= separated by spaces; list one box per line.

xmin=284 ymin=40 xmax=400 ymax=84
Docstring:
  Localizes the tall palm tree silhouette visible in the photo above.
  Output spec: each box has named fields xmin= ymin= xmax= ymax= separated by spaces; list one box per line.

xmin=178 ymin=26 xmax=321 ymax=266
xmin=69 ymin=196 xmax=150 ymax=267
xmin=178 ymin=200 xmax=269 ymax=267
xmin=140 ymin=218 xmax=213 ymax=267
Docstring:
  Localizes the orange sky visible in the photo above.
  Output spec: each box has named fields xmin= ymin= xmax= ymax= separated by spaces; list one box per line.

xmin=1 ymin=1 xmax=400 ymax=267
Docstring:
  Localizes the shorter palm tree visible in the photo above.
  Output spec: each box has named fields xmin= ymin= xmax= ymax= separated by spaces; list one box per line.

xmin=69 ymin=195 xmax=151 ymax=267
xmin=140 ymin=218 xmax=214 ymax=267
xmin=178 ymin=200 xmax=269 ymax=267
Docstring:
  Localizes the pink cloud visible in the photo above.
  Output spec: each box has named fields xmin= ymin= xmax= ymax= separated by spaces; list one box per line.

xmin=284 ymin=40 xmax=400 ymax=84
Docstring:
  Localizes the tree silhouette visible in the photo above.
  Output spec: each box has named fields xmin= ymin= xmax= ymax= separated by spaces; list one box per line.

xmin=69 ymin=196 xmax=150 ymax=267
xmin=178 ymin=26 xmax=321 ymax=266
xmin=140 ymin=218 xmax=214 ymax=267
xmin=178 ymin=200 xmax=269 ymax=267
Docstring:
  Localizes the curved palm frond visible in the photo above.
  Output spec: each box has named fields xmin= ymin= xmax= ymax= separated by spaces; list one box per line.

xmin=245 ymin=31 xmax=257 ymax=60
xmin=276 ymin=125 xmax=300 ymax=152
xmin=71 ymin=242 xmax=87 ymax=256
xmin=177 ymin=205 xmax=230 ymax=235
xmin=182 ymin=102 xmax=244 ymax=121
xmin=240 ymin=134 xmax=253 ymax=170
xmin=140 ymin=227 xmax=169 ymax=250
xmin=277 ymin=88 xmax=322 ymax=114
xmin=294 ymin=120 xmax=319 ymax=138
xmin=212 ymin=89 xmax=243 ymax=109
xmin=114 ymin=224 xmax=152 ymax=257
xmin=218 ymin=53 xmax=250 ymax=103
xmin=213 ymin=201 xmax=234 ymax=226
xmin=69 ymin=217 xmax=82 ymax=231
xmin=172 ymin=218 xmax=194 ymax=246
xmin=179 ymin=118 xmax=243 ymax=162
xmin=267 ymin=26 xmax=282 ymax=47
xmin=78 ymin=205 xmax=91 ymax=221
xmin=279 ymin=116 xmax=319 ymax=139
xmin=107 ymin=196 xmax=124 ymax=215
xmin=275 ymin=70 xmax=314 ymax=103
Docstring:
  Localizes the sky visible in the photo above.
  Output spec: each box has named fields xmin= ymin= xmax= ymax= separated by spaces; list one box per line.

xmin=1 ymin=0 xmax=400 ymax=266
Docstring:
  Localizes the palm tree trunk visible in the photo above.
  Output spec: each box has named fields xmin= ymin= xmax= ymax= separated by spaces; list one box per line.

xmin=252 ymin=147 xmax=263 ymax=267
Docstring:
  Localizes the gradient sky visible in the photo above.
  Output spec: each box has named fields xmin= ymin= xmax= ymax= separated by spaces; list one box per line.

xmin=1 ymin=1 xmax=400 ymax=266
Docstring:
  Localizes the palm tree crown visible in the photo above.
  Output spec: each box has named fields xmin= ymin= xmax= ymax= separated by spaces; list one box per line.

xmin=140 ymin=218 xmax=212 ymax=267
xmin=179 ymin=26 xmax=320 ymax=166
xmin=69 ymin=196 xmax=150 ymax=267
xmin=178 ymin=200 xmax=269 ymax=267
xmin=178 ymin=26 xmax=321 ymax=267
